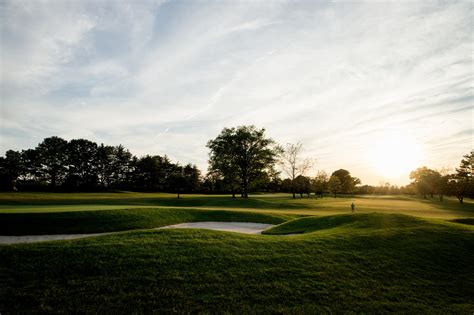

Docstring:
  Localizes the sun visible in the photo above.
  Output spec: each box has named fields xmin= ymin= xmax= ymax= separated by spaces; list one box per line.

xmin=367 ymin=132 xmax=423 ymax=179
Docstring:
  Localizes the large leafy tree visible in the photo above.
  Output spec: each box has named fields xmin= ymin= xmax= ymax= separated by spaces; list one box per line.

xmin=311 ymin=170 xmax=329 ymax=197
xmin=330 ymin=169 xmax=360 ymax=194
xmin=95 ymin=144 xmax=116 ymax=187
xmin=112 ymin=145 xmax=133 ymax=187
xmin=409 ymin=167 xmax=440 ymax=199
xmin=36 ymin=136 xmax=68 ymax=188
xmin=65 ymin=139 xmax=99 ymax=189
xmin=451 ymin=151 xmax=473 ymax=203
xmin=207 ymin=125 xmax=279 ymax=198
xmin=328 ymin=175 xmax=341 ymax=198
xmin=0 ymin=150 xmax=22 ymax=190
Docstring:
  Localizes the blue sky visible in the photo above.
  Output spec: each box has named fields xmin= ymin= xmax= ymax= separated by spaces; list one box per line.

xmin=1 ymin=0 xmax=472 ymax=185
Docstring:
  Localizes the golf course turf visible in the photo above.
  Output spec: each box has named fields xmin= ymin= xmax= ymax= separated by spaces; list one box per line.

xmin=1 ymin=192 xmax=473 ymax=313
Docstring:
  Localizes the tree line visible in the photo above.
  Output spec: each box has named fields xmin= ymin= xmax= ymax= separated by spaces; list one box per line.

xmin=0 ymin=136 xmax=200 ymax=195
xmin=1 ymin=125 xmax=472 ymax=202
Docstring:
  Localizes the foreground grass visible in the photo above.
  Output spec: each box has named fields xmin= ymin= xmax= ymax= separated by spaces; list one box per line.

xmin=0 ymin=192 xmax=473 ymax=219
xmin=1 ymin=213 xmax=473 ymax=313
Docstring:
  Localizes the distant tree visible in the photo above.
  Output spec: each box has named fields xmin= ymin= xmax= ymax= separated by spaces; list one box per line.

xmin=182 ymin=163 xmax=201 ymax=193
xmin=201 ymin=171 xmax=225 ymax=193
xmin=330 ymin=169 xmax=360 ymax=194
xmin=409 ymin=167 xmax=440 ymax=199
xmin=328 ymin=175 xmax=341 ymax=198
xmin=207 ymin=126 xmax=279 ymax=198
xmin=294 ymin=175 xmax=311 ymax=198
xmin=168 ymin=164 xmax=185 ymax=198
xmin=96 ymin=144 xmax=115 ymax=187
xmin=206 ymin=148 xmax=240 ymax=197
xmin=36 ymin=137 xmax=68 ymax=188
xmin=19 ymin=149 xmax=41 ymax=185
xmin=0 ymin=150 xmax=22 ymax=190
xmin=134 ymin=155 xmax=161 ymax=191
xmin=65 ymin=139 xmax=99 ymax=189
xmin=280 ymin=178 xmax=292 ymax=193
xmin=431 ymin=168 xmax=451 ymax=202
xmin=311 ymin=170 xmax=328 ymax=197
xmin=451 ymin=151 xmax=474 ymax=203
xmin=279 ymin=142 xmax=312 ymax=199
xmin=112 ymin=145 xmax=133 ymax=188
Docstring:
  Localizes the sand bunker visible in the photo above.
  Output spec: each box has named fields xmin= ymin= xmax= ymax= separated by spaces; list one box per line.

xmin=157 ymin=222 xmax=273 ymax=234
xmin=0 ymin=222 xmax=274 ymax=244
xmin=0 ymin=233 xmax=113 ymax=245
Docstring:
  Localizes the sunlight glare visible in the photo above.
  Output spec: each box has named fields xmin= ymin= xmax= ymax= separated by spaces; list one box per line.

xmin=367 ymin=132 xmax=423 ymax=179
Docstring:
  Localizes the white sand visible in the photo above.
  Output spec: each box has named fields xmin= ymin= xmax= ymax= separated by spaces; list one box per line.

xmin=157 ymin=222 xmax=273 ymax=234
xmin=0 ymin=222 xmax=274 ymax=244
xmin=0 ymin=232 xmax=114 ymax=245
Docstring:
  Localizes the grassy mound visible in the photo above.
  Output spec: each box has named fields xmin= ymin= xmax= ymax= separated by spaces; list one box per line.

xmin=1 ymin=213 xmax=473 ymax=313
xmin=262 ymin=213 xmax=437 ymax=235
xmin=451 ymin=218 xmax=474 ymax=225
xmin=0 ymin=208 xmax=296 ymax=235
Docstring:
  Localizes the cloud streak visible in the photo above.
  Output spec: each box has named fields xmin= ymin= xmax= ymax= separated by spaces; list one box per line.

xmin=1 ymin=0 xmax=472 ymax=185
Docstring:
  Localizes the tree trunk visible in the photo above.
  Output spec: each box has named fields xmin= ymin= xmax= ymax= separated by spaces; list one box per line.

xmin=177 ymin=193 xmax=180 ymax=199
xmin=334 ymin=192 xmax=337 ymax=198
xmin=439 ymin=195 xmax=443 ymax=202
xmin=292 ymin=192 xmax=296 ymax=199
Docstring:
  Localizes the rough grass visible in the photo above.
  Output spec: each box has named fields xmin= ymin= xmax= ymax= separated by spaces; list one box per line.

xmin=1 ymin=213 xmax=473 ymax=314
xmin=262 ymin=213 xmax=455 ymax=235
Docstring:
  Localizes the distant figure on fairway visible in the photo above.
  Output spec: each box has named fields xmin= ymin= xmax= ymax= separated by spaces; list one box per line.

xmin=351 ymin=202 xmax=355 ymax=213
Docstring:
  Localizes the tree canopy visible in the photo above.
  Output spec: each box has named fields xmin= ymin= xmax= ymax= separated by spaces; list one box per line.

xmin=207 ymin=125 xmax=279 ymax=198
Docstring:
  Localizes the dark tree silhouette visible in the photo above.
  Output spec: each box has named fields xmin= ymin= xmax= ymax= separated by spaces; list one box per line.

xmin=207 ymin=126 xmax=279 ymax=198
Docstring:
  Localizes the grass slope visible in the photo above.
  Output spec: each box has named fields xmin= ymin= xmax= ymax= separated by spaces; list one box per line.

xmin=0 ymin=208 xmax=295 ymax=235
xmin=0 ymin=192 xmax=473 ymax=219
xmin=263 ymin=213 xmax=440 ymax=235
xmin=1 ymin=213 xmax=473 ymax=313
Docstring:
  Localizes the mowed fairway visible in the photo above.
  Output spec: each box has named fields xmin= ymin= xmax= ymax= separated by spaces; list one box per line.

xmin=0 ymin=191 xmax=473 ymax=219
xmin=1 ymin=192 xmax=473 ymax=313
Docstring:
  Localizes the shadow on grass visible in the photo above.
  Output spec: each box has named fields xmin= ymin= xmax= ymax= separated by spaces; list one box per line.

xmin=0 ymin=195 xmax=311 ymax=210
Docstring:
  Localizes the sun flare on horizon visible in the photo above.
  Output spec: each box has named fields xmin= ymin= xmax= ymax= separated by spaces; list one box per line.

xmin=367 ymin=132 xmax=424 ymax=180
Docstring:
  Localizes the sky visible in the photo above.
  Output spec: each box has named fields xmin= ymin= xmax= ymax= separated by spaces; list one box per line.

xmin=0 ymin=0 xmax=472 ymax=185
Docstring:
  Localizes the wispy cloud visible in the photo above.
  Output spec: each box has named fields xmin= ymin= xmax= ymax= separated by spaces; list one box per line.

xmin=1 ymin=0 xmax=472 ymax=184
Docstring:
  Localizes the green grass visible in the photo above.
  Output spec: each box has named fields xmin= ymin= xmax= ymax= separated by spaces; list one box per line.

xmin=1 ymin=193 xmax=473 ymax=313
xmin=263 ymin=213 xmax=443 ymax=235
xmin=1 ymin=213 xmax=473 ymax=313
xmin=0 ymin=208 xmax=295 ymax=235
xmin=1 ymin=191 xmax=473 ymax=219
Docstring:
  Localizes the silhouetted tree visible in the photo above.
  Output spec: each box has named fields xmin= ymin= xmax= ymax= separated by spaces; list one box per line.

xmin=294 ymin=175 xmax=311 ymax=197
xmin=328 ymin=175 xmax=341 ymax=198
xmin=0 ymin=150 xmax=22 ymax=190
xmin=409 ymin=167 xmax=440 ymax=199
xmin=112 ymin=145 xmax=133 ymax=188
xmin=65 ymin=139 xmax=98 ymax=189
xmin=207 ymin=126 xmax=279 ymax=198
xmin=96 ymin=144 xmax=115 ymax=187
xmin=36 ymin=137 xmax=68 ymax=188
xmin=451 ymin=151 xmax=473 ymax=203
xmin=311 ymin=170 xmax=328 ymax=197
xmin=331 ymin=169 xmax=360 ymax=194
xmin=279 ymin=142 xmax=312 ymax=199
xmin=182 ymin=163 xmax=201 ymax=193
